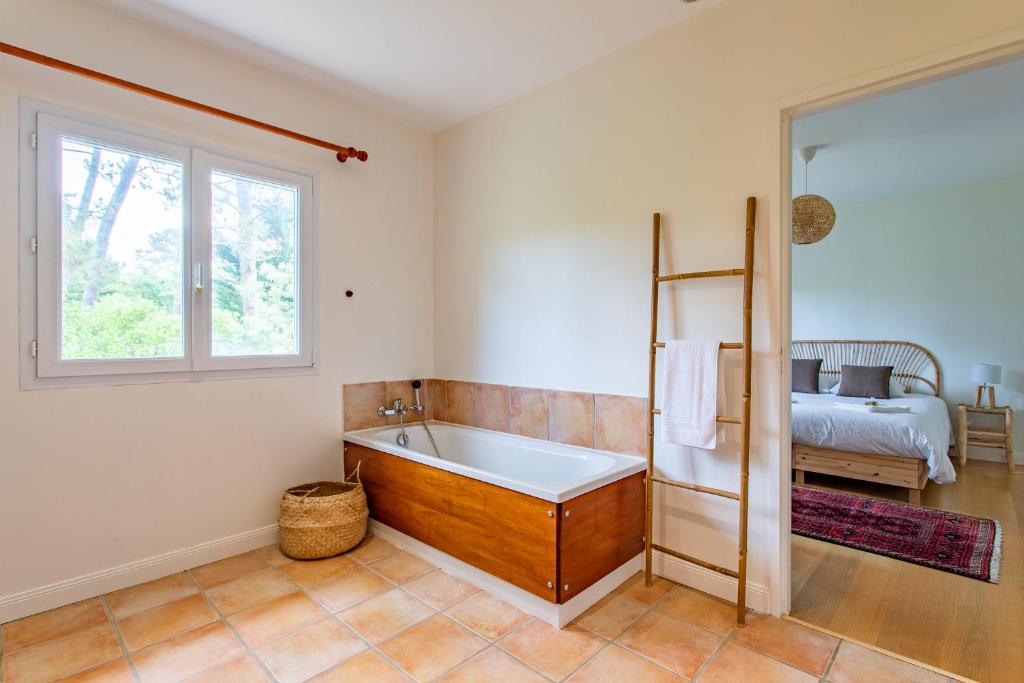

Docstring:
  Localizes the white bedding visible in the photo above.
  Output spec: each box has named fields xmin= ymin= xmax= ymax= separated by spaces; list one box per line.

xmin=792 ymin=392 xmax=956 ymax=484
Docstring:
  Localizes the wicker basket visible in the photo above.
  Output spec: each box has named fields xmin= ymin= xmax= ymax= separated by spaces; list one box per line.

xmin=278 ymin=463 xmax=368 ymax=560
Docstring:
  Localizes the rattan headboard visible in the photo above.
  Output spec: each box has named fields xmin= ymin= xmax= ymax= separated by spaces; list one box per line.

xmin=792 ymin=340 xmax=941 ymax=397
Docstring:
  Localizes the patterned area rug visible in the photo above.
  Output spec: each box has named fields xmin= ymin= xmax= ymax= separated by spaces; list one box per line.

xmin=792 ymin=485 xmax=1002 ymax=582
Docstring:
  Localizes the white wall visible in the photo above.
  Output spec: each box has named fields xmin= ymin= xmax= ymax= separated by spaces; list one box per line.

xmin=0 ymin=0 xmax=433 ymax=615
xmin=434 ymin=0 xmax=1024 ymax=612
xmin=793 ymin=174 xmax=1024 ymax=463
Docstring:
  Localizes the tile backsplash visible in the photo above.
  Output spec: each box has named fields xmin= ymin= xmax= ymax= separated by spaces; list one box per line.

xmin=343 ymin=379 xmax=647 ymax=457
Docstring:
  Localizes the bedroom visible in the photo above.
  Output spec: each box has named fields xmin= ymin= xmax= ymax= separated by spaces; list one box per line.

xmin=787 ymin=55 xmax=1024 ymax=680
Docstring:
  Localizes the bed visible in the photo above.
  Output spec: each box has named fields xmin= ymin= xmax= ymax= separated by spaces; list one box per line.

xmin=791 ymin=340 xmax=956 ymax=504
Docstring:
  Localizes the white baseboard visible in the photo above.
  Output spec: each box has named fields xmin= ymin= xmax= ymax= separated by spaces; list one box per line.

xmin=369 ymin=520 xmax=639 ymax=627
xmin=0 ymin=525 xmax=278 ymax=624
xmin=651 ymin=550 xmax=770 ymax=614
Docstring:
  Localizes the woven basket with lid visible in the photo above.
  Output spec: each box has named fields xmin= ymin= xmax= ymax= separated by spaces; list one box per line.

xmin=278 ymin=463 xmax=368 ymax=560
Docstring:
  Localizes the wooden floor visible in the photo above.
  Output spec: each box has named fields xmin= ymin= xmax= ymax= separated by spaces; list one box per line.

xmin=791 ymin=459 xmax=1022 ymax=683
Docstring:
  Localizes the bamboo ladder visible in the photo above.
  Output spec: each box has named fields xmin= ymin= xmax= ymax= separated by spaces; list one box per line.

xmin=643 ymin=197 xmax=756 ymax=625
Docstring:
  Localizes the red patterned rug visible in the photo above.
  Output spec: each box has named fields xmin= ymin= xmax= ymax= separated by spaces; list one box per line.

xmin=792 ymin=485 xmax=1002 ymax=583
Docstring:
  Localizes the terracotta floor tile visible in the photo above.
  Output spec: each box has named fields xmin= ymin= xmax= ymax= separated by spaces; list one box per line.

xmin=827 ymin=642 xmax=949 ymax=683
xmin=117 ymin=593 xmax=218 ymax=651
xmin=277 ymin=555 xmax=355 ymax=587
xmin=617 ymin=610 xmax=722 ymax=677
xmin=379 ymin=614 xmax=487 ymax=682
xmin=337 ymin=588 xmax=434 ymax=643
xmin=181 ymin=654 xmax=269 ymax=682
xmin=256 ymin=619 xmax=366 ymax=683
xmin=574 ymin=593 xmax=647 ymax=639
xmin=311 ymin=650 xmax=407 ymax=682
xmin=733 ymin=613 xmax=839 ymax=676
xmin=228 ymin=592 xmax=326 ymax=648
xmin=3 ymin=622 xmax=121 ymax=683
xmin=54 ymin=656 xmax=134 ymax=682
xmin=567 ymin=644 xmax=683 ymax=682
xmin=613 ymin=572 xmax=675 ymax=606
xmin=131 ymin=621 xmax=243 ymax=683
xmin=106 ymin=573 xmax=197 ymax=620
xmin=701 ymin=642 xmax=818 ymax=683
xmin=206 ymin=568 xmax=294 ymax=615
xmin=1 ymin=597 xmax=108 ymax=654
xmin=347 ymin=536 xmax=400 ymax=565
xmin=306 ymin=566 xmax=392 ymax=613
xmin=403 ymin=570 xmax=480 ymax=610
xmin=445 ymin=592 xmax=531 ymax=641
xmin=441 ymin=648 xmax=548 ymax=683
xmin=254 ymin=544 xmax=292 ymax=567
xmin=655 ymin=586 xmax=738 ymax=636
xmin=499 ymin=620 xmax=605 ymax=680
xmin=371 ymin=551 xmax=435 ymax=584
xmin=189 ymin=552 xmax=268 ymax=590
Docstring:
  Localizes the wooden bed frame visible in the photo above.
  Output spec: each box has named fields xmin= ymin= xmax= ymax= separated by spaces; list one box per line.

xmin=791 ymin=340 xmax=942 ymax=505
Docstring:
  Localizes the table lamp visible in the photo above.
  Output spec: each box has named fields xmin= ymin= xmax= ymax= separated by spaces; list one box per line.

xmin=970 ymin=362 xmax=1001 ymax=409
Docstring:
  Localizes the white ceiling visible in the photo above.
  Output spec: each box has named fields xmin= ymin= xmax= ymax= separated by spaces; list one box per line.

xmin=793 ymin=57 xmax=1024 ymax=204
xmin=94 ymin=0 xmax=715 ymax=132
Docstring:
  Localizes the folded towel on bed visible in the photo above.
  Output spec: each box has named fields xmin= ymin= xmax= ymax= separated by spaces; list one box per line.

xmin=833 ymin=402 xmax=912 ymax=414
xmin=663 ymin=340 xmax=720 ymax=449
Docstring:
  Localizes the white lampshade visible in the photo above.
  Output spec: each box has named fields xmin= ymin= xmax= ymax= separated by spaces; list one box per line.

xmin=969 ymin=362 xmax=1002 ymax=385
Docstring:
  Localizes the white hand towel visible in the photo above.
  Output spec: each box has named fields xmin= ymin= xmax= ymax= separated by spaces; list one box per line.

xmin=662 ymin=340 xmax=721 ymax=449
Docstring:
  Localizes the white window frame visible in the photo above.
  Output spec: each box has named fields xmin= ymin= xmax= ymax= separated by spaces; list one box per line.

xmin=19 ymin=99 xmax=319 ymax=389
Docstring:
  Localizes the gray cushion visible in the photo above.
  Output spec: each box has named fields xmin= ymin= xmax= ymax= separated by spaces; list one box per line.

xmin=837 ymin=365 xmax=893 ymax=399
xmin=792 ymin=359 xmax=822 ymax=394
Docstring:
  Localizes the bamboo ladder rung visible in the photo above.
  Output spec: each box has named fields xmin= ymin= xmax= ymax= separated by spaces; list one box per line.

xmin=651 ymin=476 xmax=740 ymax=501
xmin=644 ymin=197 xmax=756 ymax=627
xmin=658 ymin=268 xmax=746 ymax=282
xmin=650 ymin=544 xmax=740 ymax=578
xmin=650 ymin=409 xmax=740 ymax=424
xmin=653 ymin=342 xmax=744 ymax=350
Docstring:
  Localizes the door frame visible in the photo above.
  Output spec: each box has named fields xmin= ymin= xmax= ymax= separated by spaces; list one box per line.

xmin=772 ymin=28 xmax=1024 ymax=616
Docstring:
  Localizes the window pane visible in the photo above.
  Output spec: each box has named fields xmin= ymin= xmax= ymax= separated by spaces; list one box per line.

xmin=210 ymin=170 xmax=299 ymax=356
xmin=60 ymin=137 xmax=185 ymax=360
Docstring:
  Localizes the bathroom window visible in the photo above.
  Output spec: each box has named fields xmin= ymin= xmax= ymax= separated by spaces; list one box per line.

xmin=22 ymin=105 xmax=317 ymax=387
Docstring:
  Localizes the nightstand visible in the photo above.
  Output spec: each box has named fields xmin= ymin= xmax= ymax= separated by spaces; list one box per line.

xmin=957 ymin=404 xmax=1014 ymax=472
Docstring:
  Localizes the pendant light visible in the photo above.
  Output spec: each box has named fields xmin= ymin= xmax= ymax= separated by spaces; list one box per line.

xmin=792 ymin=145 xmax=836 ymax=245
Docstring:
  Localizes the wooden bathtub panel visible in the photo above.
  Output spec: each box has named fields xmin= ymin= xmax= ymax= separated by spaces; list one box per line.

xmin=344 ymin=443 xmax=558 ymax=601
xmin=558 ymin=471 xmax=645 ymax=603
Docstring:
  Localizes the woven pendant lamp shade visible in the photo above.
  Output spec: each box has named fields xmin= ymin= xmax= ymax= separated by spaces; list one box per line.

xmin=792 ymin=193 xmax=836 ymax=244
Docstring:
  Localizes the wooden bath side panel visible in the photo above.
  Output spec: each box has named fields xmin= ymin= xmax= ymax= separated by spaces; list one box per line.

xmin=557 ymin=471 xmax=645 ymax=604
xmin=344 ymin=442 xmax=558 ymax=601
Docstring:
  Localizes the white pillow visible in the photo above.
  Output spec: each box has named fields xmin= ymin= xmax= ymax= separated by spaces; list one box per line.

xmin=819 ymin=376 xmax=839 ymax=393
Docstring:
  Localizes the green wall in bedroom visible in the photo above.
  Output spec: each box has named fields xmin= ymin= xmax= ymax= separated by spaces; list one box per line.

xmin=792 ymin=173 xmax=1024 ymax=463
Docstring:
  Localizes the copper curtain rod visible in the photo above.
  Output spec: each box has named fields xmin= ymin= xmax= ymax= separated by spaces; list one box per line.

xmin=0 ymin=42 xmax=368 ymax=163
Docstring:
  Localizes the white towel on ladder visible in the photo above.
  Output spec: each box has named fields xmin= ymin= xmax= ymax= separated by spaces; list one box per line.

xmin=662 ymin=340 xmax=721 ymax=449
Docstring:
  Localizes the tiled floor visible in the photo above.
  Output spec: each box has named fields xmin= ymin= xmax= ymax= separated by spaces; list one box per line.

xmin=1 ymin=537 xmax=960 ymax=682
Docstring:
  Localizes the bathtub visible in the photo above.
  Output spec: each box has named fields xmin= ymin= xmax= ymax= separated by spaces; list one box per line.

xmin=343 ymin=421 xmax=646 ymax=626
xmin=343 ymin=422 xmax=645 ymax=502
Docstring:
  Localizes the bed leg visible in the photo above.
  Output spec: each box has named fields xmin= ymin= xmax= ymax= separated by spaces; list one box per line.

xmin=795 ymin=469 xmax=805 ymax=484
xmin=908 ymin=489 xmax=921 ymax=505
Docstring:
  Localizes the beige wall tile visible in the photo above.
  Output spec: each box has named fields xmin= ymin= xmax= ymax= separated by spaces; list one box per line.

xmin=547 ymin=391 xmax=595 ymax=448
xmin=595 ymin=394 xmax=647 ymax=456
xmin=426 ymin=379 xmax=448 ymax=421
xmin=445 ymin=381 xmax=476 ymax=426
xmin=343 ymin=382 xmax=386 ymax=431
xmin=474 ymin=383 xmax=511 ymax=432
xmin=510 ymin=387 xmax=548 ymax=440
